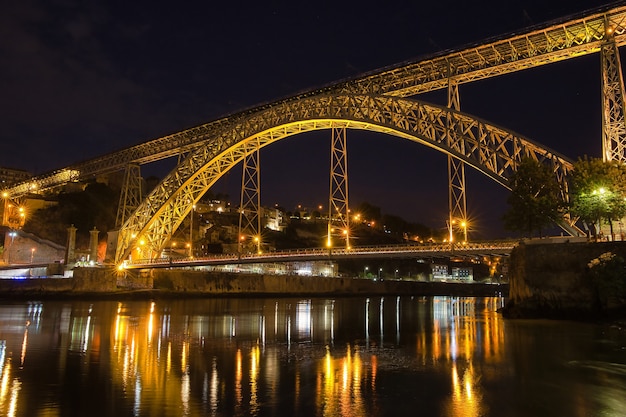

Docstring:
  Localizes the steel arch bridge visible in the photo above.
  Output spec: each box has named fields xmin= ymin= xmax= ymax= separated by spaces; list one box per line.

xmin=116 ymin=94 xmax=572 ymax=264
xmin=5 ymin=3 xmax=626 ymax=199
xmin=2 ymin=3 xmax=625 ymax=265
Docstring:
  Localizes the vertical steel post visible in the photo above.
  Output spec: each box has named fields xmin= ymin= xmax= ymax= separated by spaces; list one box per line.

xmin=115 ymin=164 xmax=143 ymax=228
xmin=447 ymin=78 xmax=467 ymax=242
xmin=601 ymin=22 xmax=626 ymax=163
xmin=328 ymin=127 xmax=350 ymax=249
xmin=238 ymin=139 xmax=262 ymax=254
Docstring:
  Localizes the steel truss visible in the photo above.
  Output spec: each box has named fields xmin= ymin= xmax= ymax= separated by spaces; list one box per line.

xmin=6 ymin=5 xmax=626 ymax=199
xmin=115 ymin=164 xmax=143 ymax=228
xmin=115 ymin=94 xmax=574 ymax=263
xmin=601 ymin=34 xmax=626 ymax=162
xmin=446 ymin=79 xmax=468 ymax=243
xmin=328 ymin=127 xmax=350 ymax=249
xmin=238 ymin=140 xmax=261 ymax=254
xmin=339 ymin=5 xmax=626 ymax=97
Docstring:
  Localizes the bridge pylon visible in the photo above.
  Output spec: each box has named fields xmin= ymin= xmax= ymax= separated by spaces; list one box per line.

xmin=447 ymin=78 xmax=468 ymax=242
xmin=601 ymin=23 xmax=626 ymax=163
xmin=328 ymin=127 xmax=350 ymax=249
xmin=116 ymin=164 xmax=143 ymax=228
xmin=238 ymin=139 xmax=262 ymax=254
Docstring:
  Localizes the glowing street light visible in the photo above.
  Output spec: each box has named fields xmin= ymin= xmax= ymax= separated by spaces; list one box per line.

xmin=7 ymin=231 xmax=16 ymax=264
xmin=447 ymin=218 xmax=456 ymax=243
xmin=460 ymin=220 xmax=468 ymax=242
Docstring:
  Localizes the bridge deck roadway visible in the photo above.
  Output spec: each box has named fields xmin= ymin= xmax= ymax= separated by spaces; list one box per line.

xmin=123 ymin=241 xmax=516 ymax=270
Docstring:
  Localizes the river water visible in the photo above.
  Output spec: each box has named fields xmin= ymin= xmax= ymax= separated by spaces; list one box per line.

xmin=0 ymin=296 xmax=625 ymax=417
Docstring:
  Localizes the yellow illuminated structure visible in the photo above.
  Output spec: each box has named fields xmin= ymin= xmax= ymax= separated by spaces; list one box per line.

xmin=328 ymin=127 xmax=350 ymax=249
xmin=114 ymin=101 xmax=575 ymax=263
xmin=6 ymin=4 xmax=626 ymax=205
xmin=238 ymin=139 xmax=262 ymax=255
xmin=3 ymin=5 xmax=626 ymax=262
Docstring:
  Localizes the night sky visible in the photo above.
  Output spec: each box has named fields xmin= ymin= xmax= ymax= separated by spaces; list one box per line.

xmin=0 ymin=0 xmax=616 ymax=238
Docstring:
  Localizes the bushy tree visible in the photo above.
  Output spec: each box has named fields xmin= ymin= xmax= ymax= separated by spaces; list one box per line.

xmin=569 ymin=156 xmax=626 ymax=239
xmin=23 ymin=182 xmax=118 ymax=247
xmin=503 ymin=157 xmax=565 ymax=237
xmin=354 ymin=202 xmax=382 ymax=225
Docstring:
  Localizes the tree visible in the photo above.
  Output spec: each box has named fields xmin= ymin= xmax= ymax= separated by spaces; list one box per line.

xmin=23 ymin=182 xmax=118 ymax=247
xmin=569 ymin=156 xmax=626 ymax=240
xmin=354 ymin=202 xmax=382 ymax=225
xmin=503 ymin=157 xmax=565 ymax=237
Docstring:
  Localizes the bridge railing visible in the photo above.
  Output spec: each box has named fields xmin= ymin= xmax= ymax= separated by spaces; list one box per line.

xmin=125 ymin=240 xmax=518 ymax=267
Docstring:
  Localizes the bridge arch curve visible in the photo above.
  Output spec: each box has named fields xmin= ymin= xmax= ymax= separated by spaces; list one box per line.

xmin=116 ymin=94 xmax=573 ymax=263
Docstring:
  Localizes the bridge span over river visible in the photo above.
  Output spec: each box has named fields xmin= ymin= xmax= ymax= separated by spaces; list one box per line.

xmin=123 ymin=240 xmax=517 ymax=270
xmin=5 ymin=4 xmax=625 ymax=267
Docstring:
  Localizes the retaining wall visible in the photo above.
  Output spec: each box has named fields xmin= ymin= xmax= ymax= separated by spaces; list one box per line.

xmin=0 ymin=267 xmax=506 ymax=298
xmin=149 ymin=269 xmax=504 ymax=296
xmin=505 ymin=241 xmax=626 ymax=318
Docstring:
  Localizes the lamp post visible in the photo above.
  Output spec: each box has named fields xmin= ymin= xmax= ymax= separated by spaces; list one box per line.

xmin=446 ymin=218 xmax=455 ymax=244
xmin=30 ymin=247 xmax=35 ymax=263
xmin=378 ymin=267 xmax=382 ymax=281
xmin=592 ymin=188 xmax=607 ymax=240
xmin=364 ymin=266 xmax=369 ymax=278
xmin=460 ymin=220 xmax=468 ymax=242
xmin=7 ymin=231 xmax=16 ymax=264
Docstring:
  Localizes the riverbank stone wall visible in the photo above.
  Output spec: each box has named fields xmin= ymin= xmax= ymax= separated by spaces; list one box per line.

xmin=0 ymin=267 xmax=505 ymax=299
xmin=505 ymin=241 xmax=626 ymax=319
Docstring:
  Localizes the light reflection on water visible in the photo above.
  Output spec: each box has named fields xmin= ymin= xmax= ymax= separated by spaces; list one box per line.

xmin=0 ymin=296 xmax=624 ymax=416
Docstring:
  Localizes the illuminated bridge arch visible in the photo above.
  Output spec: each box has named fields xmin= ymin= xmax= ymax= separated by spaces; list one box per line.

xmin=116 ymin=94 xmax=573 ymax=264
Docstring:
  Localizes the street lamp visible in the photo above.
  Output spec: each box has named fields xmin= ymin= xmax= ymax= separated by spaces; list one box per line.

xmin=30 ymin=247 xmax=35 ymax=263
xmin=364 ymin=266 xmax=369 ymax=278
xmin=460 ymin=220 xmax=468 ymax=242
xmin=254 ymin=235 xmax=261 ymax=254
xmin=7 ymin=231 xmax=16 ymax=264
xmin=378 ymin=267 xmax=382 ymax=281
xmin=592 ymin=188 xmax=608 ymax=240
xmin=446 ymin=218 xmax=455 ymax=243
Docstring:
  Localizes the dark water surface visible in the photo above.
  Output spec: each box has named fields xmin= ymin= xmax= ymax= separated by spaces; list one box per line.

xmin=0 ymin=296 xmax=625 ymax=416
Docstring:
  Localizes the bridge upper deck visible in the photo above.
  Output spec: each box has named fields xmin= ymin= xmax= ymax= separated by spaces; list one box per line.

xmin=5 ymin=3 xmax=626 ymax=198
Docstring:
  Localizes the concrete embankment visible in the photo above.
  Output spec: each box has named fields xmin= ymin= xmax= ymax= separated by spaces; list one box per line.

xmin=0 ymin=267 xmax=507 ymax=299
xmin=504 ymin=240 xmax=626 ymax=319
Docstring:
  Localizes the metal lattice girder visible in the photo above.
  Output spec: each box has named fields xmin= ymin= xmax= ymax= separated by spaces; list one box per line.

xmin=328 ymin=127 xmax=350 ymax=249
xmin=447 ymin=79 xmax=467 ymax=242
xmin=6 ymin=4 xmax=626 ymax=199
xmin=601 ymin=35 xmax=626 ymax=162
xmin=116 ymin=164 xmax=143 ymax=228
xmin=238 ymin=140 xmax=261 ymax=253
xmin=115 ymin=94 xmax=574 ymax=263
xmin=340 ymin=5 xmax=626 ymax=97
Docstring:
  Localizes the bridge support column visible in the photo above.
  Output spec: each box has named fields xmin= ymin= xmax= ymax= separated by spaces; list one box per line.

xmin=89 ymin=227 xmax=99 ymax=263
xmin=238 ymin=138 xmax=261 ymax=254
xmin=328 ymin=127 xmax=350 ymax=249
xmin=116 ymin=164 xmax=143 ymax=228
xmin=601 ymin=27 xmax=626 ymax=163
xmin=1 ymin=196 xmax=9 ymax=227
xmin=65 ymin=224 xmax=77 ymax=265
xmin=447 ymin=79 xmax=468 ymax=242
